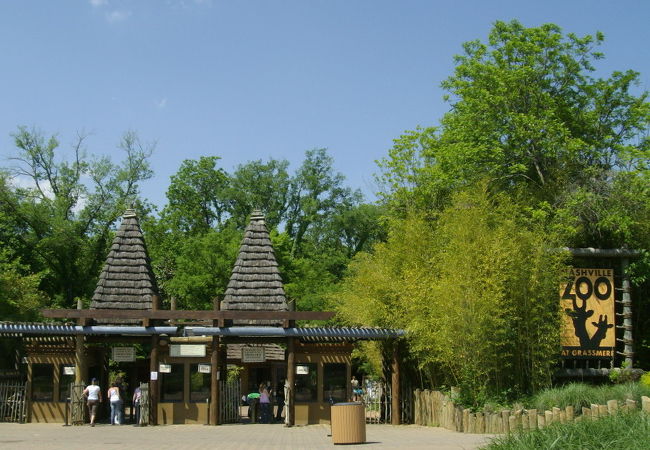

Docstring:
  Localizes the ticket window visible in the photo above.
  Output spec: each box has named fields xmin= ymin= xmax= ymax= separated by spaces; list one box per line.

xmin=161 ymin=364 xmax=184 ymax=403
xmin=189 ymin=364 xmax=210 ymax=403
xmin=294 ymin=363 xmax=317 ymax=403
xmin=323 ymin=363 xmax=346 ymax=404
xmin=32 ymin=363 xmax=54 ymax=402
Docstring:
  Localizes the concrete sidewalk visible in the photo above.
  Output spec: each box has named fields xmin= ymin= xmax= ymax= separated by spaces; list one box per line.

xmin=0 ymin=423 xmax=492 ymax=449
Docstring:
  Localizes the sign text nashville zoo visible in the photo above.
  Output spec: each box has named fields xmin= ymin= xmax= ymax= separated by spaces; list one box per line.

xmin=560 ymin=268 xmax=615 ymax=359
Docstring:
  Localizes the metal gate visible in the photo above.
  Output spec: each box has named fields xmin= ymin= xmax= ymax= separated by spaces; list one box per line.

xmin=361 ymin=379 xmax=413 ymax=424
xmin=219 ymin=378 xmax=241 ymax=424
xmin=70 ymin=383 xmax=86 ymax=425
xmin=362 ymin=380 xmax=390 ymax=424
xmin=0 ymin=381 xmax=27 ymax=423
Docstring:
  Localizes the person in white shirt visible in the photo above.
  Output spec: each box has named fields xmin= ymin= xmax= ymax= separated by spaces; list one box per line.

xmin=83 ymin=378 xmax=102 ymax=426
xmin=108 ymin=382 xmax=123 ymax=425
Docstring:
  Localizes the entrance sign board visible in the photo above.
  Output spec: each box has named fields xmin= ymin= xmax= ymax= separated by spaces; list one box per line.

xmin=296 ymin=365 xmax=310 ymax=375
xmin=112 ymin=346 xmax=136 ymax=362
xmin=242 ymin=347 xmax=265 ymax=363
xmin=170 ymin=344 xmax=206 ymax=357
xmin=198 ymin=364 xmax=211 ymax=374
xmin=560 ymin=268 xmax=615 ymax=359
xmin=159 ymin=364 xmax=172 ymax=373
xmin=63 ymin=366 xmax=75 ymax=375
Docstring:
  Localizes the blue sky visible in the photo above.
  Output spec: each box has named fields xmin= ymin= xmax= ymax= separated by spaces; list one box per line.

xmin=1 ymin=1 xmax=649 ymax=209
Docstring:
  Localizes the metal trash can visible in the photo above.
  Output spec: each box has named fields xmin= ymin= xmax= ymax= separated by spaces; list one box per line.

xmin=331 ymin=402 xmax=366 ymax=444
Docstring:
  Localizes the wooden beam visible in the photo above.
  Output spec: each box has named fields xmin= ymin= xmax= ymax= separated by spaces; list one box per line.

xmin=42 ymin=309 xmax=336 ymax=321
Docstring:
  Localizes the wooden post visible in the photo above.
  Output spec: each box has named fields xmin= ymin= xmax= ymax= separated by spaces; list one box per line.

xmin=391 ymin=340 xmax=401 ymax=425
xmin=210 ymin=297 xmax=220 ymax=425
xmin=74 ymin=298 xmax=87 ymax=384
xmin=286 ymin=300 xmax=295 ymax=427
xmin=149 ymin=295 xmax=160 ymax=425
xmin=621 ymin=258 xmax=634 ymax=367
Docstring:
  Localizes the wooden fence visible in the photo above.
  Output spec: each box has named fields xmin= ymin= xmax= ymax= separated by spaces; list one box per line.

xmin=414 ymin=389 xmax=650 ymax=434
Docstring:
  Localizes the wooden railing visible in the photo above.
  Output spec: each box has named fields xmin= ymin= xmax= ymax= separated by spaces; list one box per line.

xmin=413 ymin=389 xmax=650 ymax=434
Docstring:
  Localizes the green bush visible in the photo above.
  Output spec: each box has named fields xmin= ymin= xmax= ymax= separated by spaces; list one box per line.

xmin=529 ymin=382 xmax=650 ymax=412
xmin=484 ymin=412 xmax=650 ymax=450
xmin=640 ymin=372 xmax=650 ymax=388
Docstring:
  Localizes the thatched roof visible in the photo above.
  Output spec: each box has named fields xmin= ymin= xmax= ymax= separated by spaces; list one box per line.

xmin=222 ymin=210 xmax=288 ymax=325
xmin=90 ymin=209 xmax=159 ymax=324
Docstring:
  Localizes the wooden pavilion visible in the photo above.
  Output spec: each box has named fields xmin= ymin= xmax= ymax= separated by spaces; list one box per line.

xmin=2 ymin=209 xmax=404 ymax=425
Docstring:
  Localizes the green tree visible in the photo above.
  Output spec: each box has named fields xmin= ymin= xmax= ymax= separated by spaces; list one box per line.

xmin=163 ymin=227 xmax=241 ymax=309
xmin=334 ymin=186 xmax=567 ymax=405
xmin=378 ymin=20 xmax=650 ymax=228
xmin=0 ymin=127 xmax=153 ymax=306
xmin=286 ymin=148 xmax=362 ymax=257
xmin=0 ymin=249 xmax=46 ymax=321
xmin=162 ymin=156 xmax=230 ymax=234
xmin=227 ymin=158 xmax=291 ymax=229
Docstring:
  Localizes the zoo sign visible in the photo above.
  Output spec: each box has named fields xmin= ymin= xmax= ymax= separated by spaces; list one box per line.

xmin=560 ymin=268 xmax=615 ymax=359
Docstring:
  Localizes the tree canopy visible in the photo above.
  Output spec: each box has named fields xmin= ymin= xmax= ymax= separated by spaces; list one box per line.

xmin=337 ymin=20 xmax=650 ymax=402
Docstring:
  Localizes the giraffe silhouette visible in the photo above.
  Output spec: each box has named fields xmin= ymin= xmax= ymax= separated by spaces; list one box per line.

xmin=565 ymin=296 xmax=613 ymax=349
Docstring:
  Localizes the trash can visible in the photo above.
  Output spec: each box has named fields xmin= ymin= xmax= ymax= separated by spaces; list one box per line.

xmin=331 ymin=402 xmax=366 ymax=444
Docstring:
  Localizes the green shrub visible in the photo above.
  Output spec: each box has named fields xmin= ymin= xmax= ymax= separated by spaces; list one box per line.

xmin=640 ymin=372 xmax=650 ymax=388
xmin=529 ymin=382 xmax=650 ymax=412
xmin=485 ymin=412 xmax=650 ymax=450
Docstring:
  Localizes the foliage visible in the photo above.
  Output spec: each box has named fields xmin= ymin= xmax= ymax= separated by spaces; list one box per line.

xmin=641 ymin=372 xmax=650 ymax=388
xmin=227 ymin=158 xmax=291 ymax=229
xmin=0 ymin=128 xmax=153 ymax=307
xmin=485 ymin=411 xmax=650 ymax=450
xmin=163 ymin=227 xmax=241 ymax=310
xmin=140 ymin=148 xmax=383 ymax=312
xmin=379 ymin=20 xmax=649 ymax=215
xmin=609 ymin=361 xmax=642 ymax=384
xmin=0 ymin=248 xmax=47 ymax=321
xmin=528 ymin=382 xmax=650 ymax=412
xmin=162 ymin=156 xmax=229 ymax=234
xmin=369 ymin=19 xmax=650 ymax=390
xmin=227 ymin=365 xmax=244 ymax=383
xmin=333 ymin=185 xmax=567 ymax=406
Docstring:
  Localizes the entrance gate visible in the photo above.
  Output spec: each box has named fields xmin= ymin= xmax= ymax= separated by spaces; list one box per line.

xmin=70 ymin=383 xmax=85 ymax=424
xmin=0 ymin=381 xmax=27 ymax=423
xmin=219 ymin=378 xmax=241 ymax=423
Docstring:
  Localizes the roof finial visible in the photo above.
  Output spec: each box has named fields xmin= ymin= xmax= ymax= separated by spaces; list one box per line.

xmin=123 ymin=207 xmax=137 ymax=218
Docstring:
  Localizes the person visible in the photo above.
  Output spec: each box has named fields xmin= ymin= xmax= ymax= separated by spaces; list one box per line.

xmin=108 ymin=382 xmax=123 ymax=425
xmin=274 ymin=380 xmax=285 ymax=422
xmin=351 ymin=376 xmax=360 ymax=401
xmin=246 ymin=391 xmax=260 ymax=423
xmin=83 ymin=378 xmax=102 ymax=426
xmin=259 ymin=383 xmax=271 ymax=423
xmin=132 ymin=385 xmax=142 ymax=426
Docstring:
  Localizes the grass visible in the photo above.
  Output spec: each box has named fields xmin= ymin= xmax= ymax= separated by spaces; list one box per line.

xmin=528 ymin=382 xmax=650 ymax=413
xmin=484 ymin=412 xmax=650 ymax=450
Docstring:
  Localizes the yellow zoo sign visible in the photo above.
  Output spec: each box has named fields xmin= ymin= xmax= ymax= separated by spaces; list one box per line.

xmin=560 ymin=268 xmax=615 ymax=359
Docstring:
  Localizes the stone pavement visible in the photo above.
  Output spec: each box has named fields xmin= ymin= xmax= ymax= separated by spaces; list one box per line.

xmin=0 ymin=423 xmax=493 ymax=449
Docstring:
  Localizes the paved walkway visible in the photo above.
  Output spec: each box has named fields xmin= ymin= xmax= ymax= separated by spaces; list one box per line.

xmin=0 ymin=423 xmax=492 ymax=449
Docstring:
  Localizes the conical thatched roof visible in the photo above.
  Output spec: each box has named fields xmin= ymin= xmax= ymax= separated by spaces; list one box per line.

xmin=222 ymin=210 xmax=288 ymax=325
xmin=90 ymin=209 xmax=159 ymax=324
